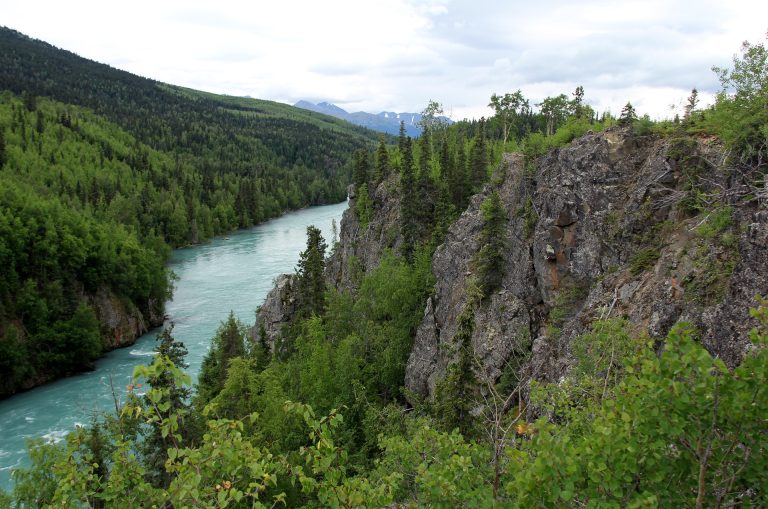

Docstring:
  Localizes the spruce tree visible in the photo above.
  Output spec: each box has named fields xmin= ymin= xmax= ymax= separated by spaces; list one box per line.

xmin=356 ymin=182 xmax=373 ymax=229
xmin=454 ymin=141 xmax=468 ymax=208
xmin=432 ymin=182 xmax=456 ymax=246
xmin=439 ymin=137 xmax=453 ymax=182
xmin=296 ymin=225 xmax=327 ymax=317
xmin=352 ymin=149 xmax=369 ymax=190
xmin=415 ymin=130 xmax=436 ymax=232
xmin=374 ymin=139 xmax=390 ymax=183
xmin=398 ymin=120 xmax=407 ymax=155
xmin=619 ymin=102 xmax=637 ymax=127
xmin=143 ymin=324 xmax=191 ymax=488
xmin=683 ymin=88 xmax=699 ymax=122
xmin=469 ymin=120 xmax=488 ymax=191
xmin=400 ymin=137 xmax=418 ymax=262
xmin=195 ymin=312 xmax=247 ymax=407
xmin=434 ymin=304 xmax=479 ymax=437
xmin=418 ymin=128 xmax=432 ymax=177
xmin=475 ymin=191 xmax=508 ymax=297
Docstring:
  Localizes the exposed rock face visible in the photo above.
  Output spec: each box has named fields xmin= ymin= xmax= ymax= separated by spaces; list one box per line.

xmin=254 ymin=127 xmax=766 ymax=404
xmin=406 ymin=128 xmax=768 ymax=400
xmin=252 ymin=274 xmax=298 ymax=348
xmin=254 ymin=172 xmax=404 ymax=348
xmin=326 ymin=176 xmax=402 ymax=292
xmin=88 ymin=288 xmax=154 ymax=350
xmin=406 ymin=153 xmax=538 ymax=396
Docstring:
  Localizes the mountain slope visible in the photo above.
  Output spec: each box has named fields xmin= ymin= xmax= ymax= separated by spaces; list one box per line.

xmin=0 ymin=26 xmax=384 ymax=396
xmin=0 ymin=27 xmax=381 ymax=161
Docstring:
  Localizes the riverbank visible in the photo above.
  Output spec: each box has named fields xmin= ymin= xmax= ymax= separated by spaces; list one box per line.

xmin=0 ymin=200 xmax=347 ymax=491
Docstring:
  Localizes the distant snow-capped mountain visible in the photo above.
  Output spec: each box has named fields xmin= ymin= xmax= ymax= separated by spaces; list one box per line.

xmin=294 ymin=101 xmax=452 ymax=137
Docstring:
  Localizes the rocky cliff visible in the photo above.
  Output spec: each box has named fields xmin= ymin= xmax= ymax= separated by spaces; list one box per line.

xmin=255 ymin=127 xmax=767 ymax=406
xmin=326 ymin=176 xmax=403 ymax=292
xmin=88 ymin=287 xmax=164 ymax=351
xmin=406 ymin=128 xmax=766 ymax=401
xmin=254 ymin=173 xmax=404 ymax=346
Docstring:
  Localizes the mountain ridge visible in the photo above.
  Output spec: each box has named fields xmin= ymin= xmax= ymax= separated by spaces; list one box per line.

xmin=294 ymin=99 xmax=452 ymax=137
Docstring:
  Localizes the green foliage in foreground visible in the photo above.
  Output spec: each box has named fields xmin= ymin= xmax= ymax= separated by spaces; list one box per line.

xmin=6 ymin=300 xmax=766 ymax=508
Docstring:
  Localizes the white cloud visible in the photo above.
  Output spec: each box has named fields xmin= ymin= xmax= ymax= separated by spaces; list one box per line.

xmin=2 ymin=0 xmax=767 ymax=119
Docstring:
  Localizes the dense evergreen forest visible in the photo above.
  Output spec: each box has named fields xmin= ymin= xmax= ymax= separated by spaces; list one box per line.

xmin=0 ymin=27 xmax=385 ymax=397
xmin=2 ymin=31 xmax=767 ymax=508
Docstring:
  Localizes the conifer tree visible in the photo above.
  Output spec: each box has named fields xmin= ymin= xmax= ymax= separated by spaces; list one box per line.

xmin=684 ymin=88 xmax=699 ymax=122
xmin=253 ymin=323 xmax=271 ymax=373
xmin=352 ymin=149 xmax=370 ymax=190
xmin=296 ymin=225 xmax=328 ymax=317
xmin=454 ymin=141 xmax=468 ymax=207
xmin=619 ymin=102 xmax=637 ymax=127
xmin=571 ymin=85 xmax=585 ymax=118
xmin=475 ymin=191 xmax=508 ymax=296
xmin=356 ymin=183 xmax=373 ymax=229
xmin=195 ymin=312 xmax=247 ymax=407
xmin=434 ymin=304 xmax=479 ymax=437
xmin=400 ymin=137 xmax=417 ymax=262
xmin=418 ymin=128 xmax=432 ymax=177
xmin=398 ymin=120 xmax=407 ymax=154
xmin=432 ymin=183 xmax=456 ymax=246
xmin=143 ymin=324 xmax=191 ymax=488
xmin=415 ymin=130 xmax=436 ymax=232
xmin=439 ymin=137 xmax=453 ymax=182
xmin=374 ymin=139 xmax=390 ymax=183
xmin=469 ymin=119 xmax=488 ymax=191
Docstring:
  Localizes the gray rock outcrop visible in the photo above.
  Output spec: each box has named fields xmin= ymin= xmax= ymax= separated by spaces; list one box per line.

xmin=88 ymin=288 xmax=154 ymax=350
xmin=252 ymin=274 xmax=298 ymax=348
xmin=406 ymin=128 xmax=767 ymax=401
xmin=326 ymin=176 xmax=403 ymax=292
xmin=254 ymin=127 xmax=767 ymax=407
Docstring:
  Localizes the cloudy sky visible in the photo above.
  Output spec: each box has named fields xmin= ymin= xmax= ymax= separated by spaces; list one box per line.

xmin=3 ymin=0 xmax=767 ymax=120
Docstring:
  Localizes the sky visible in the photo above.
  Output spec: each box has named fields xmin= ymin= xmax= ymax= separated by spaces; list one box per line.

xmin=2 ymin=0 xmax=767 ymax=120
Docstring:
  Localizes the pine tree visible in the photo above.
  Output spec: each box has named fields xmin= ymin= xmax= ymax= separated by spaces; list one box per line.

xmin=143 ymin=324 xmax=191 ymax=488
xmin=296 ymin=225 xmax=328 ymax=317
xmin=469 ymin=119 xmax=488 ymax=191
xmin=474 ymin=192 xmax=508 ymax=296
xmin=415 ymin=130 xmax=436 ymax=232
xmin=253 ymin=322 xmax=271 ymax=373
xmin=619 ymin=102 xmax=637 ymax=127
xmin=400 ymin=137 xmax=417 ymax=262
xmin=398 ymin=120 xmax=407 ymax=155
xmin=434 ymin=304 xmax=479 ymax=437
xmin=454 ymin=141 xmax=468 ymax=207
xmin=352 ymin=149 xmax=369 ymax=189
xmin=356 ymin=182 xmax=373 ymax=229
xmin=439 ymin=137 xmax=453 ymax=182
xmin=418 ymin=128 xmax=432 ymax=177
xmin=571 ymin=85 xmax=585 ymax=118
xmin=432 ymin=182 xmax=456 ymax=246
xmin=195 ymin=312 xmax=247 ymax=407
xmin=683 ymin=88 xmax=699 ymax=122
xmin=374 ymin=139 xmax=390 ymax=183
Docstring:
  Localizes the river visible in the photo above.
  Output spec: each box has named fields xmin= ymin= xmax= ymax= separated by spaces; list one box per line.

xmin=0 ymin=200 xmax=347 ymax=492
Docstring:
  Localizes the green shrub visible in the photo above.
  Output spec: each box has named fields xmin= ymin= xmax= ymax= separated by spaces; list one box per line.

xmin=629 ymin=247 xmax=660 ymax=275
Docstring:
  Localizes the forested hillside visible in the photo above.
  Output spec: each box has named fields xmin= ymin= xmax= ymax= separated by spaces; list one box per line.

xmin=2 ymin=32 xmax=767 ymax=509
xmin=0 ymin=27 xmax=383 ymax=396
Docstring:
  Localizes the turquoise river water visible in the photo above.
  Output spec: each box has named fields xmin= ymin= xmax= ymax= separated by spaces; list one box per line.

xmin=0 ymin=200 xmax=347 ymax=492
